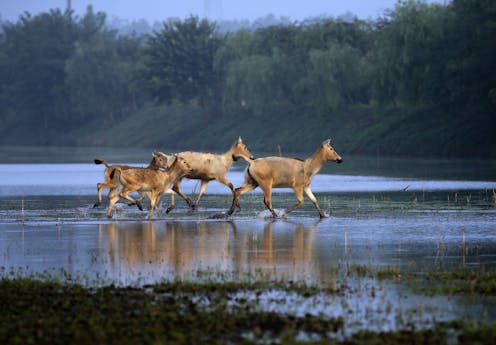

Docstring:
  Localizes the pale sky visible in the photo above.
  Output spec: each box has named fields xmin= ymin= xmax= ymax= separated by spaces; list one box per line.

xmin=1 ymin=0 xmax=445 ymax=23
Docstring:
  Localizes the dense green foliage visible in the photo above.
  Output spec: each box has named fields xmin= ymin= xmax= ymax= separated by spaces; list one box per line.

xmin=0 ymin=1 xmax=495 ymax=157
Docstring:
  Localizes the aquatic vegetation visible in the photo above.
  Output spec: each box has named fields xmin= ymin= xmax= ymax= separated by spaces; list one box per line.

xmin=376 ymin=266 xmax=402 ymax=280
xmin=422 ymin=268 xmax=496 ymax=295
xmin=1 ymin=277 xmax=496 ymax=345
xmin=0 ymin=277 xmax=344 ymax=344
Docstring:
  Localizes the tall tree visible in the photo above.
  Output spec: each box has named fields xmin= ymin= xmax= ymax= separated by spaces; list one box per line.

xmin=0 ymin=9 xmax=78 ymax=135
xmin=309 ymin=43 xmax=369 ymax=112
xmin=144 ymin=16 xmax=221 ymax=112
xmin=451 ymin=0 xmax=496 ymax=109
xmin=65 ymin=6 xmax=145 ymax=124
xmin=372 ymin=0 xmax=452 ymax=106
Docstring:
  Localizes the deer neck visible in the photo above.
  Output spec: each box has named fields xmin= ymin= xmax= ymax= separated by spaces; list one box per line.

xmin=304 ymin=147 xmax=327 ymax=179
xmin=147 ymin=160 xmax=161 ymax=170
xmin=154 ymin=158 xmax=178 ymax=184
xmin=168 ymin=168 xmax=183 ymax=182
xmin=221 ymin=147 xmax=237 ymax=169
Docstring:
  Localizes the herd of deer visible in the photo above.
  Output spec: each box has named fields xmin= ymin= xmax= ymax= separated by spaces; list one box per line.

xmin=93 ymin=137 xmax=343 ymax=219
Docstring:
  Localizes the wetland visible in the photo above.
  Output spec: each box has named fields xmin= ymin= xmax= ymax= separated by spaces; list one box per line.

xmin=1 ymin=147 xmax=496 ymax=344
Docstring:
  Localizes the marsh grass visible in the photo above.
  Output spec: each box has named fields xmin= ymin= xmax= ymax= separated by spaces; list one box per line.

xmin=421 ymin=267 xmax=496 ymax=295
xmin=1 ymin=273 xmax=495 ymax=345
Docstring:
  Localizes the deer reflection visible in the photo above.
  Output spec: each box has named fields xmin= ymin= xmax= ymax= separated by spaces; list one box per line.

xmin=100 ymin=220 xmax=321 ymax=281
xmin=100 ymin=221 xmax=236 ymax=278
xmin=100 ymin=222 xmax=161 ymax=275
xmin=231 ymin=221 xmax=318 ymax=280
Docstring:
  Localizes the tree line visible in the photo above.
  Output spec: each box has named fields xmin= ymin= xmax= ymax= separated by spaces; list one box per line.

xmin=0 ymin=0 xmax=495 ymax=157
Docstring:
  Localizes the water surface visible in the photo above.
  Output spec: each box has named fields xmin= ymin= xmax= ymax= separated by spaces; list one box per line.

xmin=1 ymin=163 xmax=495 ymax=196
xmin=1 ymin=148 xmax=495 ymax=333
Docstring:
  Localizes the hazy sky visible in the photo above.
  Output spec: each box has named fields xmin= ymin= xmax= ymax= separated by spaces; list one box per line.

xmin=1 ymin=0 xmax=445 ymax=23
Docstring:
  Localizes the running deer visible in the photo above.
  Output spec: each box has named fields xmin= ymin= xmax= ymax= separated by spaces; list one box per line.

xmin=172 ymin=137 xmax=254 ymax=210
xmin=93 ymin=152 xmax=170 ymax=208
xmin=106 ymin=155 xmax=192 ymax=219
xmin=226 ymin=139 xmax=342 ymax=218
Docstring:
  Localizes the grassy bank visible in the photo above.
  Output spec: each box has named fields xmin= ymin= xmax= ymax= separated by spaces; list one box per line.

xmin=61 ymin=103 xmax=496 ymax=158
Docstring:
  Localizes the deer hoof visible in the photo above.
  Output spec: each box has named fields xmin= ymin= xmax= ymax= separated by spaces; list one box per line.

xmin=209 ymin=212 xmax=228 ymax=219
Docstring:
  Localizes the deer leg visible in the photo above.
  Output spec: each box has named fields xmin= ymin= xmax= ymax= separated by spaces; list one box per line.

xmin=136 ymin=191 xmax=145 ymax=202
xmin=217 ymin=176 xmax=240 ymax=209
xmin=260 ymin=185 xmax=278 ymax=218
xmin=172 ymin=180 xmax=194 ymax=208
xmin=304 ymin=186 xmax=326 ymax=218
xmin=285 ymin=187 xmax=305 ymax=214
xmin=148 ymin=192 xmax=162 ymax=219
xmin=95 ymin=173 xmax=119 ymax=207
xmin=106 ymin=189 xmax=120 ymax=218
xmin=119 ymin=191 xmax=143 ymax=211
xmin=165 ymin=189 xmax=175 ymax=213
xmin=227 ymin=182 xmax=257 ymax=215
xmin=192 ymin=180 xmax=209 ymax=210
xmin=128 ymin=191 xmax=146 ymax=206
xmin=94 ymin=181 xmax=114 ymax=207
xmin=94 ymin=182 xmax=104 ymax=207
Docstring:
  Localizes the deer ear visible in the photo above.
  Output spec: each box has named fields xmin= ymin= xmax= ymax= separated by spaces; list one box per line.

xmin=321 ymin=139 xmax=331 ymax=147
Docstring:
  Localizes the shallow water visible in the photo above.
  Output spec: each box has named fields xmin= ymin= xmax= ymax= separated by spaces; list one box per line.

xmin=1 ymin=150 xmax=496 ymax=333
xmin=2 ymin=211 xmax=496 ymax=333
xmin=2 ymin=211 xmax=495 ymax=281
xmin=1 ymin=163 xmax=496 ymax=196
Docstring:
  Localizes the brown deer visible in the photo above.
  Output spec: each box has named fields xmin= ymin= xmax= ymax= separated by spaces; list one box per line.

xmin=226 ymin=139 xmax=342 ymax=218
xmin=93 ymin=152 xmax=170 ymax=208
xmin=106 ymin=155 xmax=192 ymax=219
xmin=172 ymin=137 xmax=254 ymax=210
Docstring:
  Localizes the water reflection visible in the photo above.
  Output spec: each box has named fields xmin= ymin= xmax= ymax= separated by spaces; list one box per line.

xmin=2 ymin=211 xmax=495 ymax=284
xmin=97 ymin=220 xmax=321 ymax=282
xmin=2 ymin=216 xmax=495 ymax=332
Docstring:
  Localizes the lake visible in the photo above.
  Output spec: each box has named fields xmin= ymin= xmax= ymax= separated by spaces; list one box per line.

xmin=1 ymin=146 xmax=496 ymax=333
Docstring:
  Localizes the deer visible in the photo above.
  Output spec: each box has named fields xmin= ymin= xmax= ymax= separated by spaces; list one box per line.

xmin=171 ymin=136 xmax=254 ymax=211
xmin=93 ymin=151 xmax=171 ymax=208
xmin=106 ymin=155 xmax=192 ymax=219
xmin=226 ymin=139 xmax=342 ymax=218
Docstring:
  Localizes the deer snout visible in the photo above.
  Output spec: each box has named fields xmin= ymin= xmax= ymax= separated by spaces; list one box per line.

xmin=336 ymin=157 xmax=343 ymax=164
